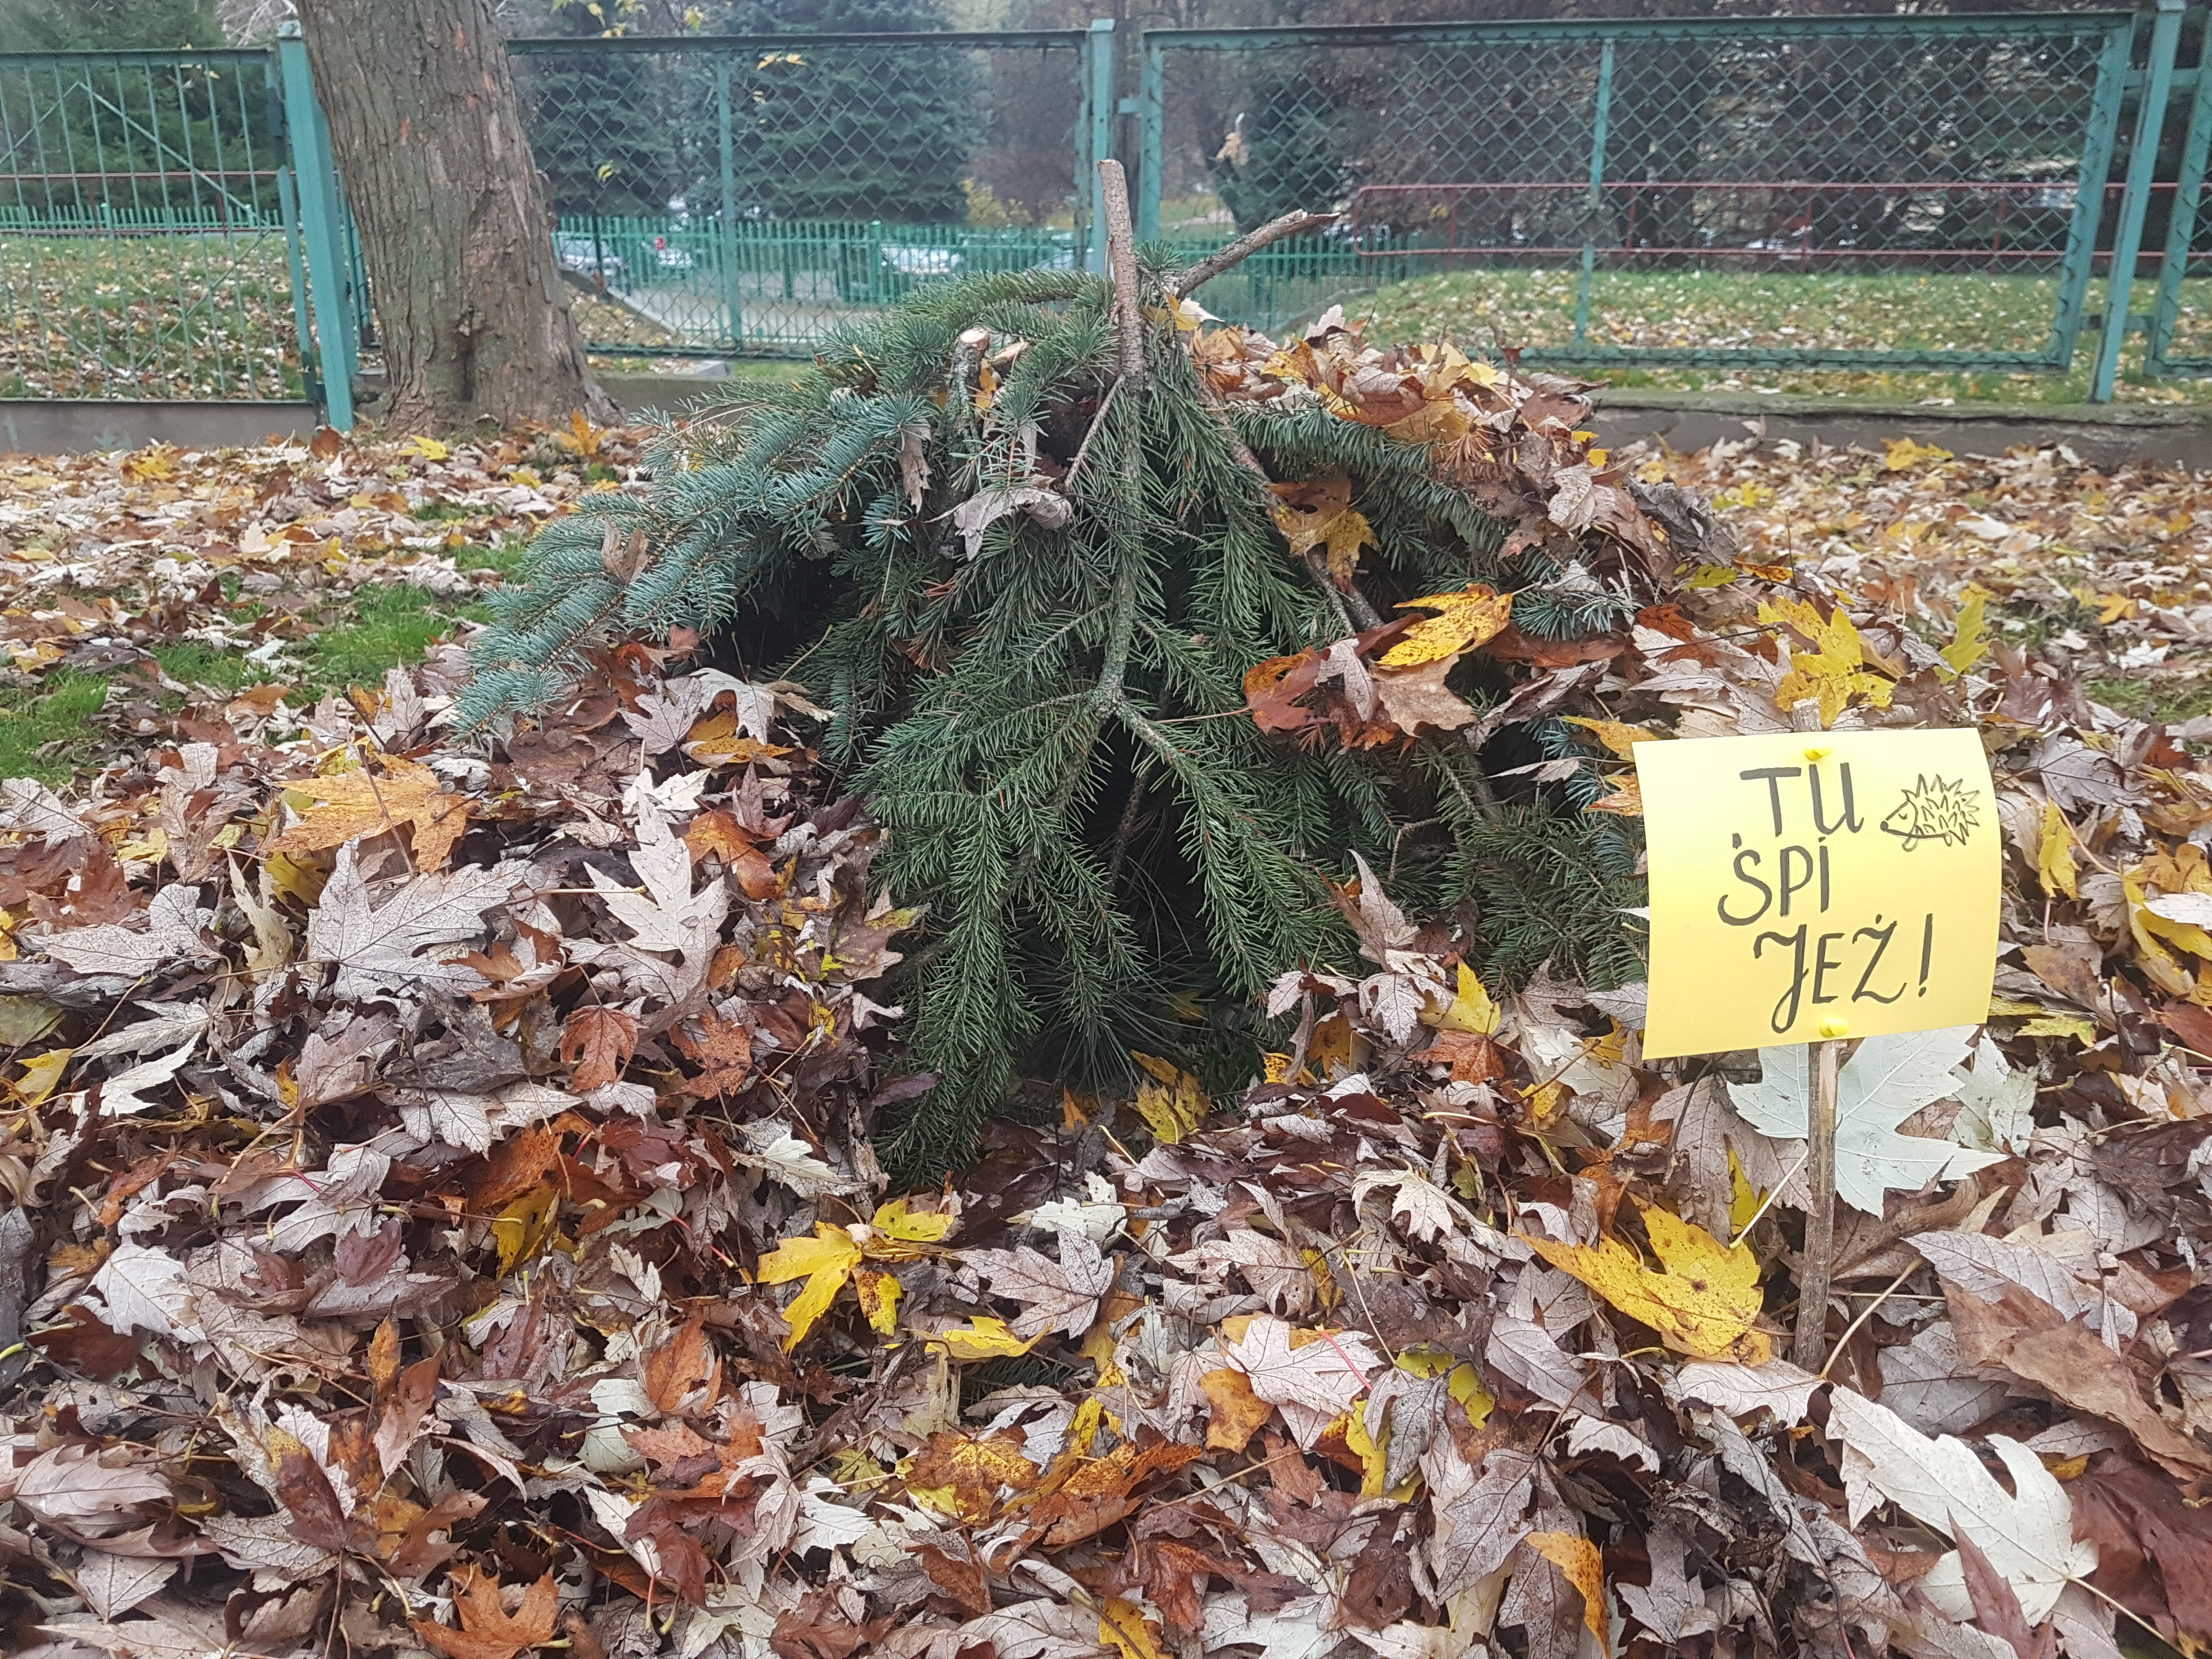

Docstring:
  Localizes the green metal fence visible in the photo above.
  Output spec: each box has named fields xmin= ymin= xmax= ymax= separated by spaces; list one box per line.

xmin=0 ymin=47 xmax=301 ymax=400
xmin=506 ymin=28 xmax=1105 ymax=359
xmin=1136 ymin=11 xmax=2151 ymax=382
xmin=0 ymin=14 xmax=2206 ymax=416
xmin=2147 ymin=9 xmax=2212 ymax=380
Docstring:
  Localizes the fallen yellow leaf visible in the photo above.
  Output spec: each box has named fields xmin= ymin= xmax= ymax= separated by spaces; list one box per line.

xmin=870 ymin=1196 xmax=955 ymax=1243
xmin=1269 ymin=473 xmax=1375 ymax=586
xmin=1525 ymin=1532 xmax=1609 ymax=1656
xmin=1379 ymin=586 xmax=1513 ymax=667
xmin=2038 ymin=798 xmax=2079 ymax=901
xmin=1527 ymin=1200 xmax=1770 ymax=1363
xmin=1561 ymin=716 xmax=1658 ymax=760
xmin=1426 ymin=962 xmax=1499 ymax=1035
xmin=1099 ymin=1598 xmax=1166 ymax=1659
xmin=1760 ymin=596 xmax=1893 ymax=728
xmin=756 ymin=1224 xmax=864 ymax=1349
xmin=264 ymin=755 xmax=473 ymax=871
xmin=929 ymin=1317 xmax=1036 ymax=1361
xmin=1132 ymin=1052 xmax=1208 ymax=1143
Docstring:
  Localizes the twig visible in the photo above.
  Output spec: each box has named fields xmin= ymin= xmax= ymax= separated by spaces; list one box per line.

xmin=1173 ymin=209 xmax=1342 ymax=298
xmin=1104 ymin=769 xmax=1146 ymax=889
xmin=1818 ymin=1262 xmax=1917 ymax=1381
xmin=1092 ymin=160 xmax=1147 ymax=712
xmin=1100 ymin=160 xmax=1146 ymax=384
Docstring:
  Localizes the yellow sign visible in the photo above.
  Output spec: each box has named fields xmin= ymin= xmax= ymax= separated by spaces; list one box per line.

xmin=1637 ymin=728 xmax=2000 ymax=1060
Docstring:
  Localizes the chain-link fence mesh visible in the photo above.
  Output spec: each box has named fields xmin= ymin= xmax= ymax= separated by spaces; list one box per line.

xmin=2148 ymin=30 xmax=2212 ymax=378
xmin=1144 ymin=14 xmax=2135 ymax=371
xmin=0 ymin=49 xmax=300 ymax=399
xmin=509 ymin=32 xmax=1093 ymax=358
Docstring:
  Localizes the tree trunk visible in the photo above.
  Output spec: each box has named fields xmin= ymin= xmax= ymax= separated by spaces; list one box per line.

xmin=296 ymin=0 xmax=616 ymax=434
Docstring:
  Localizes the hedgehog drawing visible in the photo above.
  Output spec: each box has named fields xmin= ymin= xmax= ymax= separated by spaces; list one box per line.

xmin=1879 ymin=774 xmax=1981 ymax=850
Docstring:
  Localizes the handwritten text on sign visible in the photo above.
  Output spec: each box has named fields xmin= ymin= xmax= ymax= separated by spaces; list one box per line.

xmin=1638 ymin=728 xmax=2000 ymax=1060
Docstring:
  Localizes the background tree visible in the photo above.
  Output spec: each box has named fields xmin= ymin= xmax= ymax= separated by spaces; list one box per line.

xmin=523 ymin=0 xmax=676 ymax=221
xmin=735 ymin=0 xmax=974 ymax=222
xmin=295 ymin=0 xmax=614 ymax=432
xmin=0 ymin=0 xmax=223 ymax=50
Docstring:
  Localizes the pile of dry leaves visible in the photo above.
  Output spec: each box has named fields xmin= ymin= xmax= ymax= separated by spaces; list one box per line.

xmin=1646 ymin=432 xmax=2212 ymax=716
xmin=0 ymin=320 xmax=2209 ymax=1659
xmin=0 ymin=416 xmax=639 ymax=710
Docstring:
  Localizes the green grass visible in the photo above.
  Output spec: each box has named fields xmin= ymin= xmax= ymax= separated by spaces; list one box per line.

xmin=1353 ymin=266 xmax=2212 ymax=405
xmin=0 ymin=580 xmax=510 ymax=785
xmin=2086 ymin=677 xmax=2212 ymax=724
xmin=0 ymin=670 xmax=114 ymax=782
xmin=0 ymin=230 xmax=300 ymax=400
xmin=309 ymin=583 xmax=476 ymax=689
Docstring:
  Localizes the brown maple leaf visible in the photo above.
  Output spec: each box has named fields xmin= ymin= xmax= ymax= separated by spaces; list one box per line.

xmin=673 ymin=1008 xmax=753 ymax=1097
xmin=558 ymin=1005 xmax=640 ymax=1093
xmin=413 ymin=1565 xmax=558 ymax=1659
xmin=266 ymin=755 xmax=472 ymax=870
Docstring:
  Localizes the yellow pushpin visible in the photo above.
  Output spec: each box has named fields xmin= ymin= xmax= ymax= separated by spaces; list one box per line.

xmin=1817 ymin=1017 xmax=1849 ymax=1039
xmin=1804 ymin=744 xmax=1832 ymax=762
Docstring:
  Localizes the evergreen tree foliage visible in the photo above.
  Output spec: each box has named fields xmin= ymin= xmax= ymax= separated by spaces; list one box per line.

xmin=0 ymin=0 xmax=222 ymax=51
xmin=463 ymin=259 xmax=1642 ymax=1176
xmin=1211 ymin=69 xmax=1350 ymax=234
xmin=734 ymin=0 xmax=974 ymax=222
xmin=524 ymin=1 xmax=676 ymax=219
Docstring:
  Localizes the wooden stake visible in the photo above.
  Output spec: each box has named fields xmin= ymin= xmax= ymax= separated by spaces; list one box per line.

xmin=1793 ymin=1033 xmax=1842 ymax=1369
xmin=1790 ymin=697 xmax=1842 ymax=1371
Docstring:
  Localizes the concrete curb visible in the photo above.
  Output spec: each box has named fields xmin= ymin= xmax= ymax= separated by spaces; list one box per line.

xmin=1589 ymin=390 xmax=2212 ymax=470
xmin=0 ymin=402 xmax=319 ymax=453
xmin=0 ymin=380 xmax=2207 ymax=469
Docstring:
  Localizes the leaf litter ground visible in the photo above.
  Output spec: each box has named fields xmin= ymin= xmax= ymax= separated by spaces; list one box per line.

xmin=1 ymin=332 xmax=2211 ymax=1659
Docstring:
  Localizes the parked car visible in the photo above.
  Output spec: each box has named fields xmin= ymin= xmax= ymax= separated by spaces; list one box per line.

xmin=553 ymin=234 xmax=627 ymax=289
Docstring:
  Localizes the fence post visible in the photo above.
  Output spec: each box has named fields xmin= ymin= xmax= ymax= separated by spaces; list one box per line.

xmin=276 ymin=164 xmax=317 ymax=407
xmin=2145 ymin=23 xmax=2212 ymax=375
xmin=275 ymin=22 xmax=353 ymax=430
xmin=1137 ymin=36 xmax=1164 ymax=242
xmin=1573 ymin=40 xmax=1616 ymax=345
xmin=716 ymin=57 xmax=742 ymax=351
xmin=2091 ymin=0 xmax=2184 ymax=402
xmin=1085 ymin=19 xmax=1114 ymax=274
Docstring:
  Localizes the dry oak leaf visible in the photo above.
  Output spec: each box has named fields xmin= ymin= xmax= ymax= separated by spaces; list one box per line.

xmin=1946 ymin=1280 xmax=2212 ymax=1481
xmin=13 ymin=1443 xmax=170 ymax=1533
xmin=1528 ymin=1199 xmax=1770 ymax=1363
xmin=1525 ymin=1532 xmax=1610 ymax=1658
xmin=267 ymin=755 xmax=473 ymax=871
xmin=41 ymin=882 xmax=216 ymax=978
xmin=1371 ymin=656 xmax=1479 ymax=736
xmin=1379 ymin=586 xmax=1514 ymax=667
xmin=412 ymin=1565 xmax=558 ymax=1659
xmin=1825 ymin=1385 xmax=2093 ymax=1624
xmin=1022 ymin=1435 xmax=1207 ymax=1549
xmin=1221 ymin=1314 xmax=1381 ymax=1448
xmin=672 ymin=1007 xmax=753 ymax=1097
xmin=910 ymin=1429 xmax=1040 ymax=1523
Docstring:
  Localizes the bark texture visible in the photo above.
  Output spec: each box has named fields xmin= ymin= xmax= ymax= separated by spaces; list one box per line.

xmin=297 ymin=0 xmax=616 ymax=433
